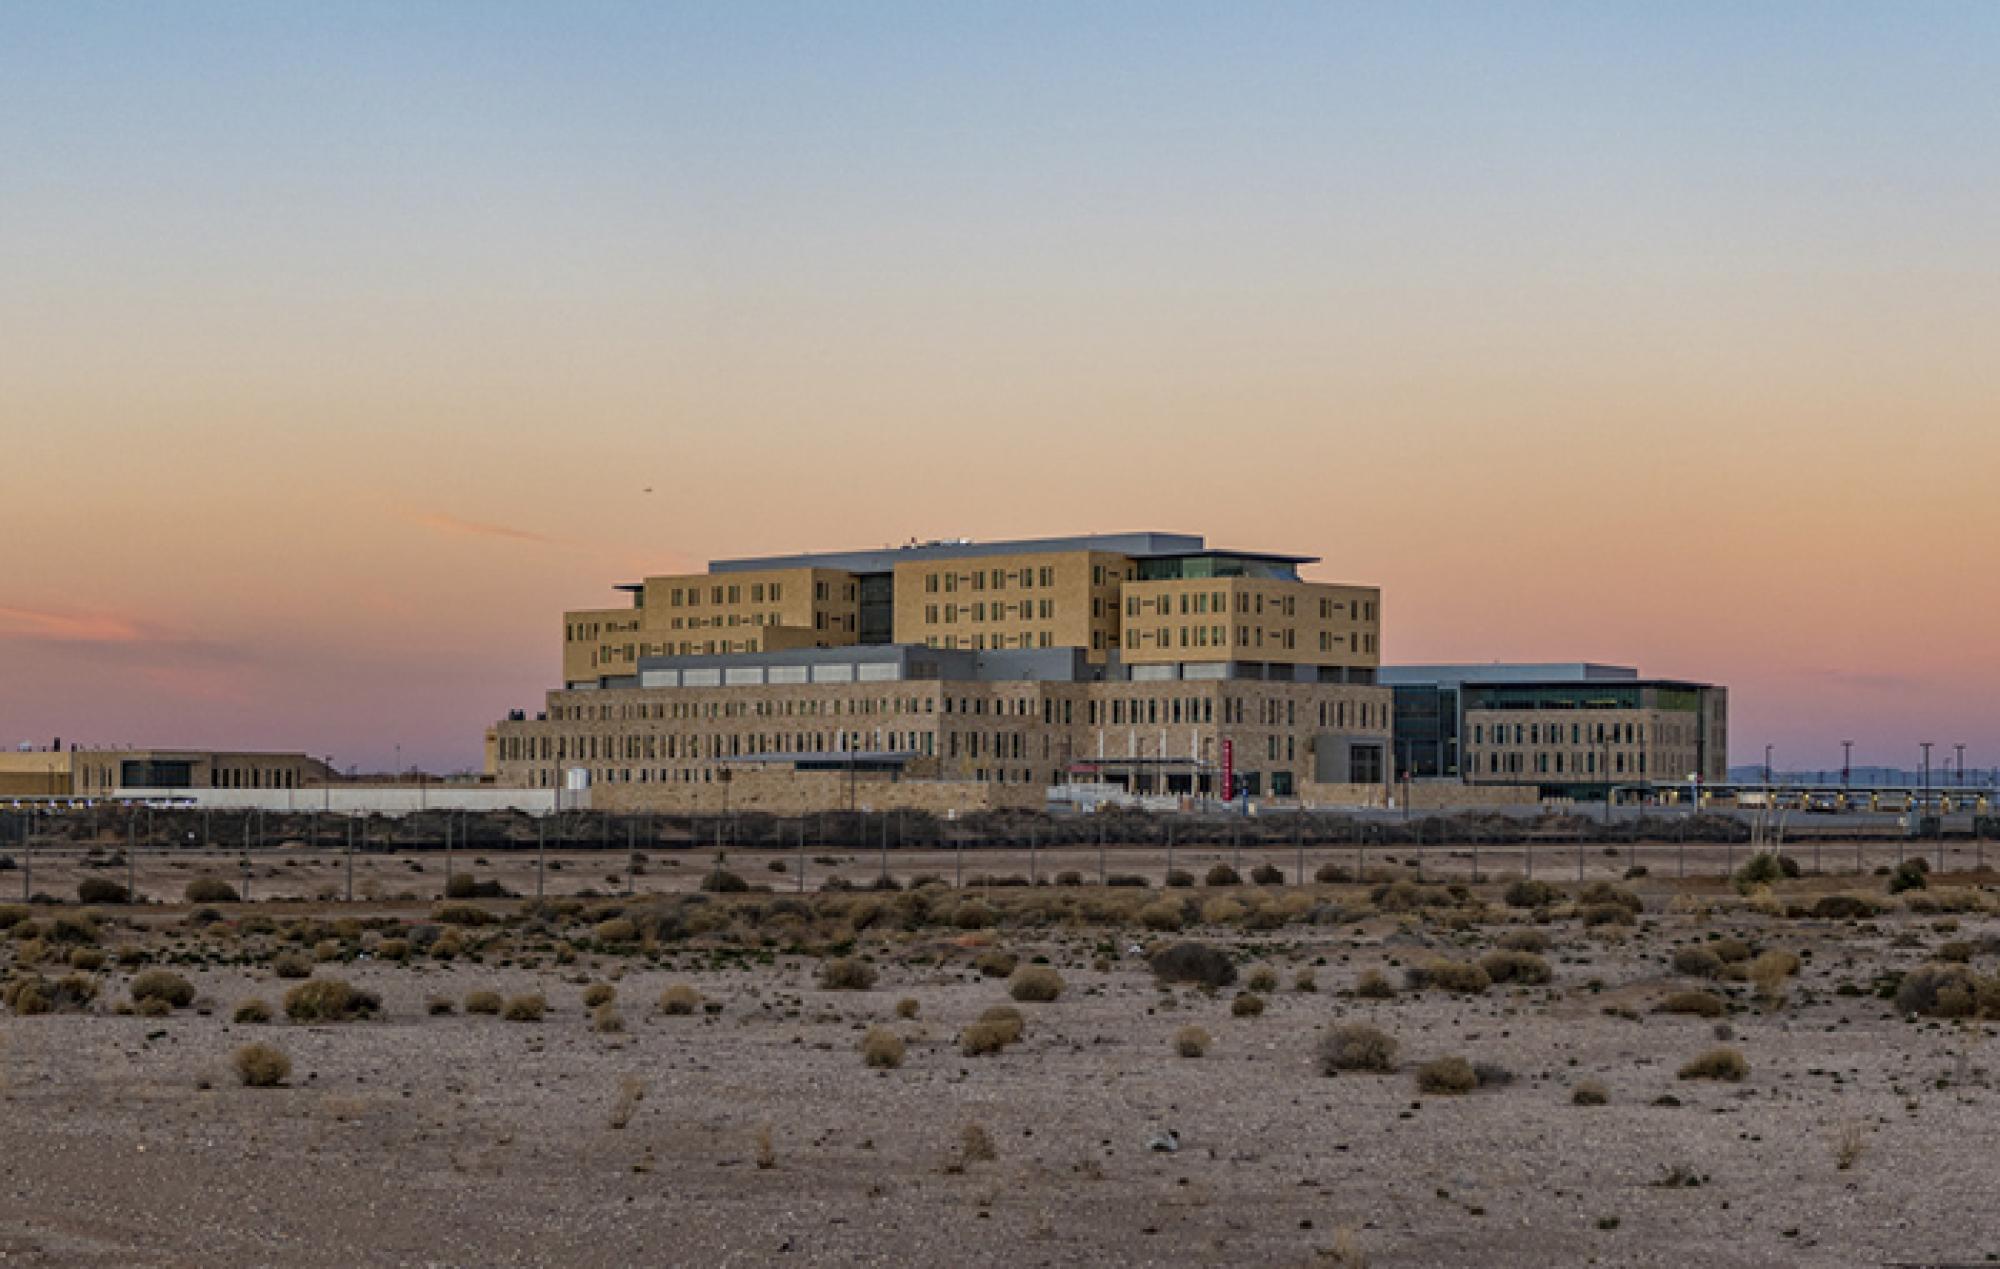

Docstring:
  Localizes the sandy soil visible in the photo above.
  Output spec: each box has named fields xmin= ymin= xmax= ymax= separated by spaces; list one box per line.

xmin=3 ymin=876 xmax=1998 ymax=1267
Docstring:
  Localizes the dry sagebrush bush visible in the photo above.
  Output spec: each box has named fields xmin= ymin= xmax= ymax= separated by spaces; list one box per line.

xmin=233 ymin=1042 xmax=291 ymax=1088
xmin=129 ymin=970 xmax=195 ymax=1009
xmin=1353 ymin=968 xmax=1396 ymax=999
xmin=658 ymin=984 xmax=703 ymax=1015
xmin=582 ymin=983 xmax=616 ymax=1008
xmin=1497 ymin=928 xmax=1549 ymax=954
xmin=1479 ymin=950 xmax=1552 ymax=985
xmin=1571 ymin=1078 xmax=1609 ymax=1106
xmin=1658 ymin=990 xmax=1727 ymax=1018
xmin=1678 ymin=1046 xmax=1750 ymax=1081
xmin=464 ymin=990 xmax=503 ymax=1015
xmin=1008 ymin=965 xmax=1064 ymax=1002
xmin=1318 ymin=1023 xmax=1398 ymax=1074
xmin=973 ymin=949 xmax=1018 ymax=979
xmin=1245 ymin=965 xmax=1279 ymax=993
xmin=1149 ymin=941 xmax=1235 ymax=988
xmin=1671 ymin=946 xmax=1725 ymax=978
xmin=232 ymin=998 xmax=273 ymax=1024
xmin=1231 ymin=992 xmax=1266 ymax=1018
xmin=184 ymin=877 xmax=240 ymax=904
xmin=283 ymin=978 xmax=380 ymax=1023
xmin=861 ymin=1026 xmax=906 ymax=1069
xmin=1174 ymin=1025 xmax=1210 ymax=1057
xmin=894 ymin=997 xmax=920 ymax=1019
xmin=1406 ymin=957 xmax=1490 ymax=994
xmin=1416 ymin=1055 xmax=1478 ymax=1095
xmin=818 ymin=956 xmax=878 ymax=991
xmin=502 ymin=993 xmax=546 ymax=1022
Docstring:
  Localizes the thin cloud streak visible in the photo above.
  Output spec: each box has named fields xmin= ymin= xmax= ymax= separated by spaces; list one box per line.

xmin=411 ymin=511 xmax=561 ymax=546
xmin=0 ymin=605 xmax=146 ymax=644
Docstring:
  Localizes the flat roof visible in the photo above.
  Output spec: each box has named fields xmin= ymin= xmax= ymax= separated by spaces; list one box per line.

xmin=1381 ymin=663 xmax=1639 ymax=687
xmin=708 ymin=531 xmax=1210 ymax=575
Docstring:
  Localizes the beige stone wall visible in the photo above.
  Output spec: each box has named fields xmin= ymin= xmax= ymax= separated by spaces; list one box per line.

xmin=587 ymin=769 xmax=1044 ymax=814
xmin=1119 ymin=578 xmax=1381 ymax=669
xmin=69 ymin=750 xmax=336 ymax=794
xmin=0 ymin=751 xmax=71 ymax=797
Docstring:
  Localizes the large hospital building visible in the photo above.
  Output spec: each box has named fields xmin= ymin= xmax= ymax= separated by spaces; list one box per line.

xmin=487 ymin=531 xmax=1730 ymax=812
xmin=488 ymin=532 xmax=1394 ymax=811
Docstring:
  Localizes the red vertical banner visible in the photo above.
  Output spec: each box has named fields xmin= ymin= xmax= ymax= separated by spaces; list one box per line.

xmin=1220 ymin=738 xmax=1234 ymax=800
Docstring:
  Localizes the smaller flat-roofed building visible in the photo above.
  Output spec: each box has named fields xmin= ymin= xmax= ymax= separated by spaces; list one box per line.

xmin=1384 ymin=664 xmax=1727 ymax=798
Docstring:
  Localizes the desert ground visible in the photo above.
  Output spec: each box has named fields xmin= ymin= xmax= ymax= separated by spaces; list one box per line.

xmin=3 ymin=848 xmax=1999 ymax=1267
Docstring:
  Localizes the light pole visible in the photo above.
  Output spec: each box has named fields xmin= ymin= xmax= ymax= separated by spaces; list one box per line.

xmin=1920 ymin=742 xmax=1934 ymax=832
xmin=1841 ymin=740 xmax=1853 ymax=792
xmin=1955 ymin=743 xmax=1966 ymax=788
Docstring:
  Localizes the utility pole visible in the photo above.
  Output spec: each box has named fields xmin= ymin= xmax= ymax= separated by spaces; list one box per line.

xmin=1842 ymin=740 xmax=1853 ymax=794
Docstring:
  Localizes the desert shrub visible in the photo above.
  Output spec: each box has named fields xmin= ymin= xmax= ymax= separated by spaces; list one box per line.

xmin=1579 ymin=881 xmax=1643 ymax=914
xmin=1164 ymin=869 xmax=1195 ymax=889
xmin=861 ymin=1027 xmax=906 ymax=1069
xmin=1371 ymin=881 xmax=1453 ymax=912
xmin=582 ymin=983 xmax=616 ymax=1008
xmin=184 ymin=877 xmax=241 ymax=903
xmin=283 ymin=978 xmax=380 ymax=1023
xmin=1008 ymin=965 xmax=1065 ymax=1002
xmin=1671 ymin=946 xmax=1724 ymax=978
xmin=592 ymin=1003 xmax=625 ymax=1033
xmin=977 ymin=1004 xmax=1024 ymax=1040
xmin=1052 ymin=869 xmax=1083 ymax=887
xmin=1406 ymin=957 xmax=1490 ymax=994
xmin=3 ymin=976 xmax=51 ymax=1015
xmin=1318 ymin=1023 xmax=1398 ymax=1074
xmin=1246 ymin=966 xmax=1279 ymax=993
xmin=1353 ymin=968 xmax=1396 ymax=999
xmin=47 ymin=915 xmax=99 ymax=945
xmin=135 ymin=997 xmax=172 ymax=1017
xmin=233 ymin=1042 xmax=291 ymax=1087
xmin=1888 ymin=859 xmax=1930 ymax=894
xmin=376 ymin=937 xmax=410 ymax=961
xmin=77 ymin=878 xmax=130 ymax=905
xmin=0 ymin=905 xmax=30 ymax=931
xmin=130 ymin=969 xmax=195 ymax=1009
xmin=1497 ymin=929 xmax=1549 ymax=954
xmin=1678 ymin=1046 xmax=1749 ymax=1081
xmin=1313 ymin=862 xmax=1352 ymax=884
xmin=1479 ymin=950 xmax=1551 ymax=985
xmin=433 ymin=904 xmax=494 ymax=927
xmin=465 ymin=990 xmax=503 ymax=1015
xmin=1199 ymin=896 xmax=1246 ymax=926
xmin=68 ymin=947 xmax=106 ymax=971
xmin=1250 ymin=864 xmax=1285 ymax=885
xmin=1572 ymin=1079 xmax=1609 ymax=1105
xmin=272 ymin=951 xmax=312 ymax=979
xmin=974 ymin=949 xmax=1019 ymax=979
xmin=1733 ymin=852 xmax=1798 ymax=891
xmin=1658 ymin=990 xmax=1727 ymax=1018
xmin=444 ymin=874 xmax=479 ymax=900
xmin=1230 ymin=992 xmax=1266 ymax=1017
xmin=1106 ymin=874 xmax=1149 ymax=888
xmin=819 ymin=956 xmax=878 ymax=991
xmin=699 ymin=867 xmax=749 ymax=894
xmin=1709 ymin=937 xmax=1753 ymax=964
xmin=948 ymin=900 xmax=996 ymax=930
xmin=1149 ymin=942 xmax=1236 ymax=988
xmin=1293 ymin=968 xmax=1317 ymax=993
xmin=1580 ymin=902 xmax=1636 ymax=927
xmin=1416 ymin=1055 xmax=1478 ymax=1094
xmin=1894 ymin=963 xmax=1994 ymax=1018
xmin=502 ymin=993 xmax=546 ymax=1022
xmin=593 ymin=917 xmax=639 ymax=944
xmin=895 ymin=997 xmax=919 ymax=1019
xmin=232 ymin=998 xmax=273 ymax=1024
xmin=658 ymin=984 xmax=702 ymax=1015
xmin=960 ymin=1017 xmax=1017 ymax=1056
xmin=427 ymin=996 xmax=455 ymax=1015
xmin=1205 ymin=864 xmax=1242 ymax=887
xmin=1138 ymin=901 xmax=1184 ymax=932
xmin=1938 ymin=940 xmax=1975 ymax=963
xmin=1812 ymin=893 xmax=1878 ymax=919
xmin=1174 ymin=1025 xmax=1210 ymax=1057
xmin=1504 ymin=879 xmax=1558 ymax=909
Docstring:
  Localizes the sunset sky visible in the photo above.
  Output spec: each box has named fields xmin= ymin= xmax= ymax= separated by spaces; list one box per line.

xmin=4 ymin=3 xmax=1997 ymax=774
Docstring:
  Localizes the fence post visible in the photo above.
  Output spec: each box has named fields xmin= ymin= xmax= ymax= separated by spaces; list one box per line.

xmin=536 ymin=817 xmax=546 ymax=900
xmin=797 ymin=819 xmax=807 ymax=894
xmin=1098 ymin=818 xmax=1106 ymax=887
